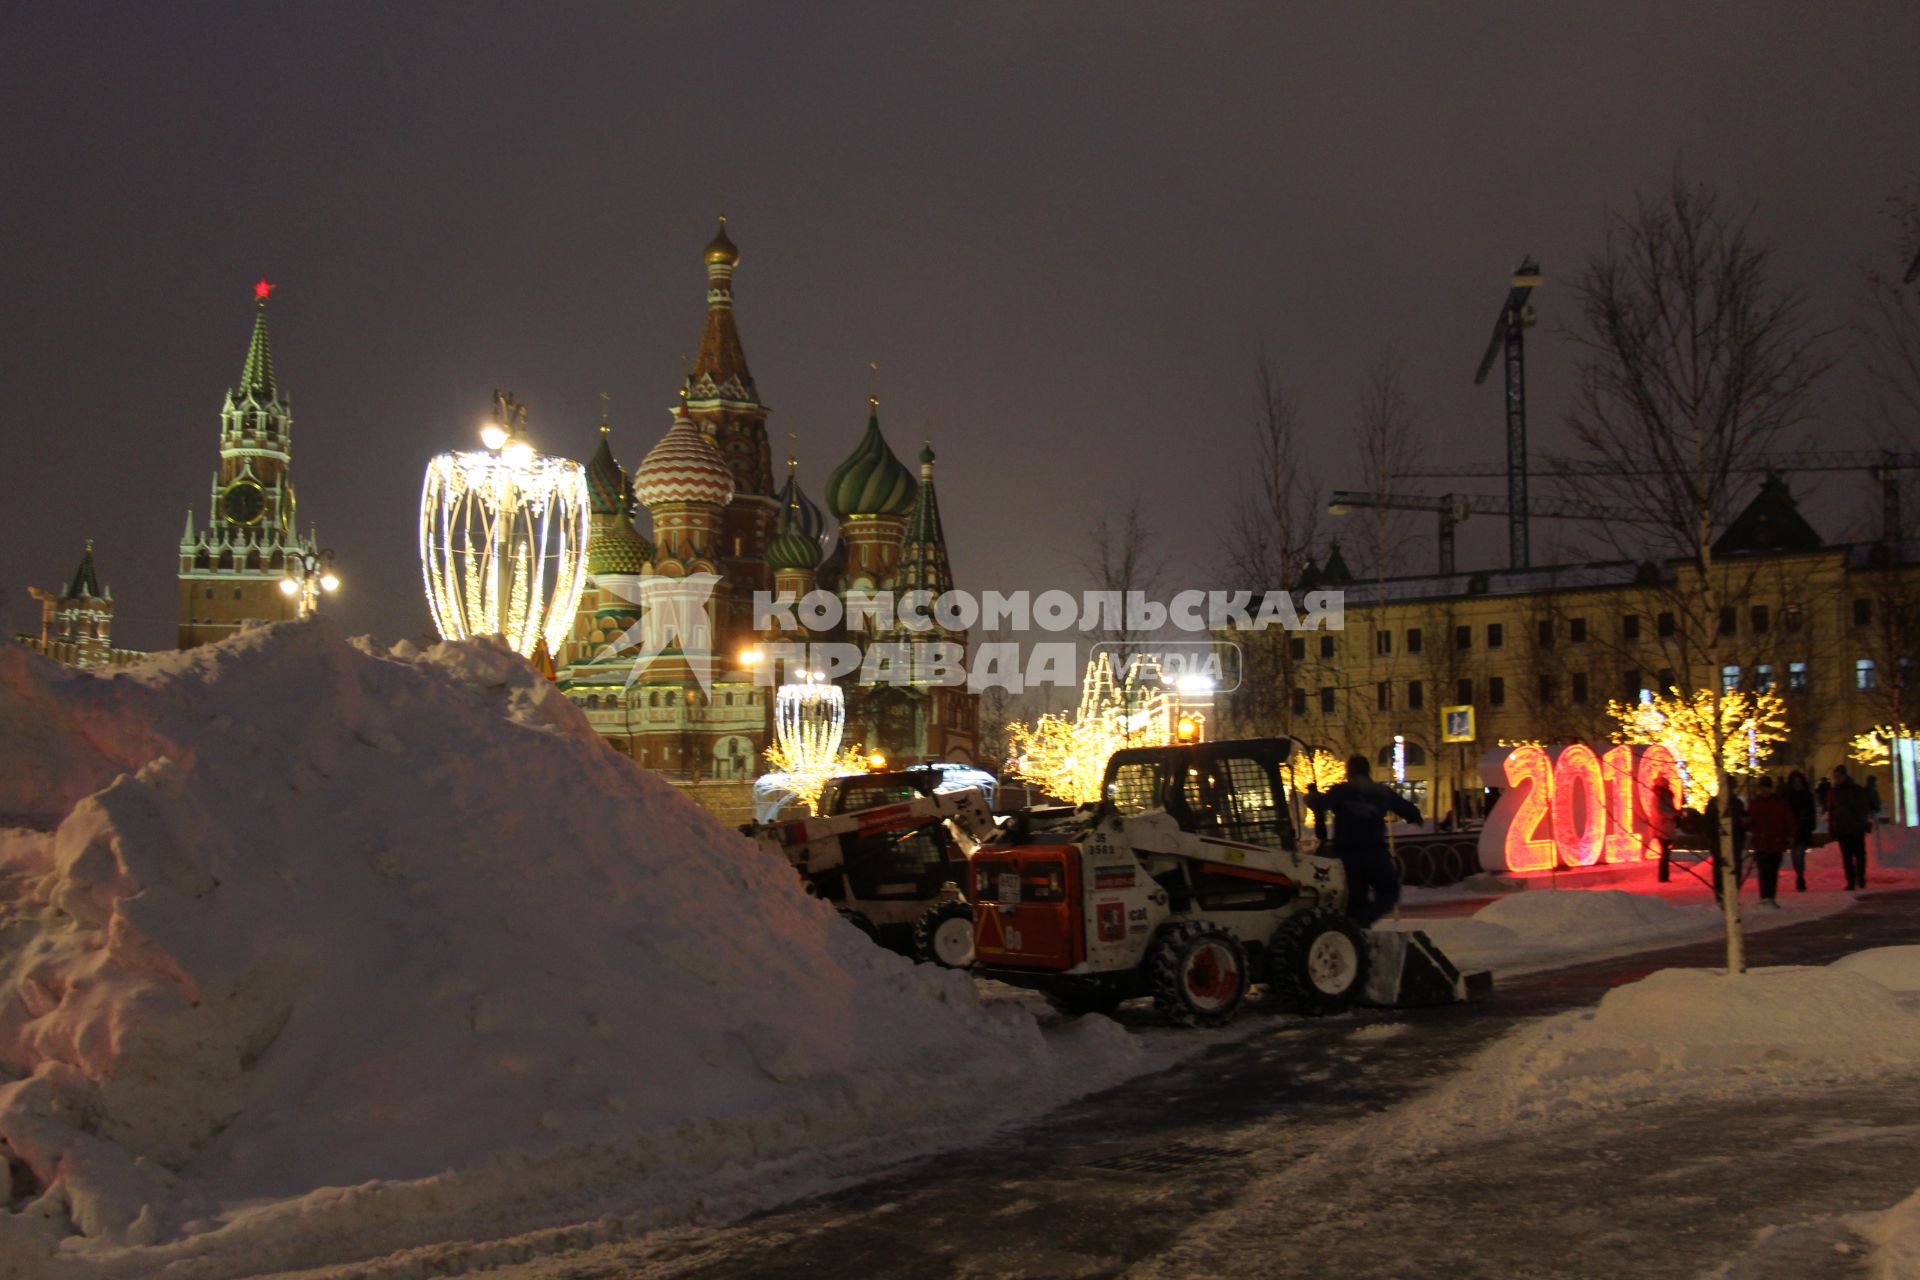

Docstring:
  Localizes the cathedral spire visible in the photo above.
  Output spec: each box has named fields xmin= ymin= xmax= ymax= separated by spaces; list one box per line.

xmin=898 ymin=441 xmax=954 ymax=599
xmin=686 ymin=218 xmax=757 ymax=404
xmin=240 ymin=279 xmax=277 ymax=402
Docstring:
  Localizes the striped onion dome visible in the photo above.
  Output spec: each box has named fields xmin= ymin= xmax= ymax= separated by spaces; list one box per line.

xmin=767 ymin=504 xmax=822 ymax=572
xmin=774 ymin=469 xmax=828 ymax=543
xmin=588 ymin=515 xmax=654 ymax=576
xmin=633 ymin=407 xmax=735 ymax=509
xmin=825 ymin=402 xmax=916 ymax=519
xmin=585 ymin=429 xmax=626 ymax=516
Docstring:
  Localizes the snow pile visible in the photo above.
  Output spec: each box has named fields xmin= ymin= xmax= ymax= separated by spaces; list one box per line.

xmin=0 ymin=620 xmax=1144 ymax=1279
xmin=1833 ymin=946 xmax=1920 ymax=994
xmin=1861 ymin=1186 xmax=1920 ymax=1279
xmin=1391 ymin=888 xmax=1705 ymax=971
xmin=1410 ymin=964 xmax=1920 ymax=1139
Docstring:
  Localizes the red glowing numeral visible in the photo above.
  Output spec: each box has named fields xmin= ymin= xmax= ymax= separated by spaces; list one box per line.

xmin=1636 ymin=744 xmax=1681 ymax=862
xmin=1602 ymin=744 xmax=1642 ymax=863
xmin=1492 ymin=744 xmax=1557 ymax=873
xmin=1551 ymin=743 xmax=1605 ymax=867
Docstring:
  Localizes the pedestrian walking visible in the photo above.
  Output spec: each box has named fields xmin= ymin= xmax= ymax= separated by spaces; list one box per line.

xmin=1829 ymin=765 xmax=1874 ymax=891
xmin=1743 ymin=777 xmax=1795 ymax=907
xmin=1305 ymin=755 xmax=1422 ymax=929
xmin=1653 ymin=777 xmax=1682 ymax=883
xmin=1785 ymin=770 xmax=1816 ymax=892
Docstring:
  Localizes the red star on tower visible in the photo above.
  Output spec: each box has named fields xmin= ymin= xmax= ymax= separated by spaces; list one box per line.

xmin=253 ymin=278 xmax=274 ymax=301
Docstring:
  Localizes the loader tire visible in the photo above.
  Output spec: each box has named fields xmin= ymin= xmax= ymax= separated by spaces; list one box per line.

xmin=1147 ymin=921 xmax=1249 ymax=1028
xmin=1043 ymin=988 xmax=1124 ymax=1019
xmin=913 ymin=901 xmax=976 ymax=968
xmin=1267 ymin=908 xmax=1369 ymax=1017
xmin=836 ymin=908 xmax=880 ymax=943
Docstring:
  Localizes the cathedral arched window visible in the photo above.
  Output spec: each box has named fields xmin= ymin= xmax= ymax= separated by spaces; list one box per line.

xmin=218 ymin=549 xmax=234 ymax=571
xmin=247 ymin=551 xmax=262 ymax=571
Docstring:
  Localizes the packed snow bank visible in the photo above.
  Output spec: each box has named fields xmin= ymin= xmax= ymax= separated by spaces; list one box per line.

xmin=0 ymin=621 xmax=1148 ymax=1279
xmin=1834 ymin=946 xmax=1920 ymax=994
xmin=1407 ymin=964 xmax=1920 ymax=1140
xmin=1864 ymin=1187 xmax=1920 ymax=1279
xmin=1386 ymin=888 xmax=1706 ymax=972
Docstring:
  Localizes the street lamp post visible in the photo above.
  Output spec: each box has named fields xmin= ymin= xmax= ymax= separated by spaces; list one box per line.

xmin=280 ymin=547 xmax=340 ymax=619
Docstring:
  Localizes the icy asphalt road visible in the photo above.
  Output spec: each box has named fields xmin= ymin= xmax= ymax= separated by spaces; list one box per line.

xmin=486 ymin=891 xmax=1920 ymax=1280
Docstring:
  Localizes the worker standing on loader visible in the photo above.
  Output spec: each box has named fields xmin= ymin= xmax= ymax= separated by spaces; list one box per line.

xmin=1306 ymin=755 xmax=1423 ymax=928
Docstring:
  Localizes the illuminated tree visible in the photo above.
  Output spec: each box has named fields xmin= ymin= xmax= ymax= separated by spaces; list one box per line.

xmin=1607 ymin=688 xmax=1790 ymax=808
xmin=1850 ymin=724 xmax=1910 ymax=768
xmin=1007 ymin=652 xmax=1175 ymax=804
xmin=762 ymin=738 xmax=871 ymax=816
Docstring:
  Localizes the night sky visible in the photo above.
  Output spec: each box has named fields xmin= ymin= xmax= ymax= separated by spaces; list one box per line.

xmin=5 ymin=3 xmax=1918 ymax=655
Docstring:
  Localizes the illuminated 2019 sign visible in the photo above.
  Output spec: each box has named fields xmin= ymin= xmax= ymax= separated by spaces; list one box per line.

xmin=1477 ymin=743 xmax=1682 ymax=874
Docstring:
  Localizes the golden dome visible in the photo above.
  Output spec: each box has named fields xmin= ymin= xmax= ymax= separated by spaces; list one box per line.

xmin=704 ymin=217 xmax=739 ymax=266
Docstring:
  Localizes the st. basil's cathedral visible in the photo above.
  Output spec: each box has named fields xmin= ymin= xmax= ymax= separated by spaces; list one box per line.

xmin=557 ymin=220 xmax=980 ymax=778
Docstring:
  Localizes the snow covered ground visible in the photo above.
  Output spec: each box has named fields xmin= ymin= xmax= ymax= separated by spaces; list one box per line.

xmin=0 ymin=622 xmax=1171 ymax=1280
xmin=6 ymin=620 xmax=1916 ymax=1278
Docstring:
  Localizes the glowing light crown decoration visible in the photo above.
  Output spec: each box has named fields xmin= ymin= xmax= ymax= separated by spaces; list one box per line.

xmin=776 ymin=672 xmax=847 ymax=772
xmin=420 ymin=391 xmax=590 ymax=659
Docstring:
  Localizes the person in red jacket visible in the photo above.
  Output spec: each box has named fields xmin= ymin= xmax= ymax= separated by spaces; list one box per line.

xmin=1743 ymin=776 xmax=1797 ymax=907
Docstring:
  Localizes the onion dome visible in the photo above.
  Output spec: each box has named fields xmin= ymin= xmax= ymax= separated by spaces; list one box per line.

xmin=767 ymin=516 xmax=822 ymax=573
xmin=585 ymin=427 xmax=627 ymax=517
xmin=704 ymin=217 xmax=739 ymax=266
xmin=588 ymin=514 xmax=654 ymax=576
xmin=774 ymin=467 xmax=828 ymax=544
xmin=633 ymin=407 xmax=735 ymax=509
xmin=825 ymin=400 xmax=917 ymax=519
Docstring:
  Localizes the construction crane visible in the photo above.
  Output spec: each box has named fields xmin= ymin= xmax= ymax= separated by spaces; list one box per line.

xmin=1327 ymin=489 xmax=1629 ymax=576
xmin=1474 ymin=257 xmax=1543 ymax=570
xmin=1390 ymin=449 xmax=1920 ymax=543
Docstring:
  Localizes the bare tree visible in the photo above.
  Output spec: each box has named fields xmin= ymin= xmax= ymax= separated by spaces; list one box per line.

xmin=1353 ymin=351 xmax=1422 ymax=581
xmin=1862 ymin=179 xmax=1920 ymax=495
xmin=1080 ymin=493 xmax=1166 ymax=679
xmin=1564 ymin=175 xmax=1830 ymax=972
xmin=1219 ymin=355 xmax=1321 ymax=739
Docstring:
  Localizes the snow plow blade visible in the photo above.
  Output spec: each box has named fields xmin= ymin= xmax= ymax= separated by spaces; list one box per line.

xmin=1360 ymin=930 xmax=1491 ymax=1008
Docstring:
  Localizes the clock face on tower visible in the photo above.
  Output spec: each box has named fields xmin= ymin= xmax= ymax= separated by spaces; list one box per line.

xmin=222 ymin=479 xmax=266 ymax=526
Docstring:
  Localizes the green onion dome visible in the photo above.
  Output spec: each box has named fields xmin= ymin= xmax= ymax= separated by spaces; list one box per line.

xmin=587 ymin=515 xmax=653 ymax=576
xmin=585 ymin=429 xmax=626 ymax=517
xmin=767 ymin=505 xmax=822 ymax=572
xmin=825 ymin=402 xmax=917 ymax=519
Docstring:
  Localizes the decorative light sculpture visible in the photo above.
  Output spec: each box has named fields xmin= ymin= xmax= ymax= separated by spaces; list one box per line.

xmin=760 ymin=673 xmax=868 ymax=814
xmin=420 ymin=391 xmax=590 ymax=659
xmin=777 ymin=673 xmax=848 ymax=773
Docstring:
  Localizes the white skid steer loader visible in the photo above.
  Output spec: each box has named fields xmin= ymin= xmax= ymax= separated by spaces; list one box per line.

xmin=745 ymin=776 xmax=1000 ymax=968
xmin=971 ymin=739 xmax=1489 ymax=1026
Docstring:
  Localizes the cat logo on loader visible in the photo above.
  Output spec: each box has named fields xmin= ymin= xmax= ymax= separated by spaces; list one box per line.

xmin=970 ymin=739 xmax=1489 ymax=1025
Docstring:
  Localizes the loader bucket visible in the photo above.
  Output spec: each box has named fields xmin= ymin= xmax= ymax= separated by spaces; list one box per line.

xmin=1360 ymin=930 xmax=1492 ymax=1008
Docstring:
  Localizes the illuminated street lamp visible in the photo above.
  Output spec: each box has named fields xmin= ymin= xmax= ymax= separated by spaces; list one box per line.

xmin=280 ymin=547 xmax=340 ymax=619
xmin=419 ymin=391 xmax=589 ymax=659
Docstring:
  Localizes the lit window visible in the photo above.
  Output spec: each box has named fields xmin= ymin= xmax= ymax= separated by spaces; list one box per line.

xmin=1788 ymin=661 xmax=1808 ymax=692
xmin=1721 ymin=664 xmax=1742 ymax=693
xmin=1754 ymin=664 xmax=1775 ymax=692
xmin=1857 ymin=659 xmax=1878 ymax=690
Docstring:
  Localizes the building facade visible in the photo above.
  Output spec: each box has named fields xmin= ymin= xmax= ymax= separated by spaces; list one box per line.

xmin=15 ymin=542 xmax=144 ymax=669
xmin=178 ymin=283 xmax=322 ymax=648
xmin=1230 ymin=479 xmax=1918 ymax=819
xmin=553 ymin=223 xmax=980 ymax=777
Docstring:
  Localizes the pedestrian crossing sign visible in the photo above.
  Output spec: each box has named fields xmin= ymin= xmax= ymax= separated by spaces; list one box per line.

xmin=1442 ymin=706 xmax=1475 ymax=743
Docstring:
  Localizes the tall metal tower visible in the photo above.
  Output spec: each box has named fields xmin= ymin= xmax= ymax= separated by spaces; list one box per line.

xmin=1473 ymin=258 xmax=1542 ymax=569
